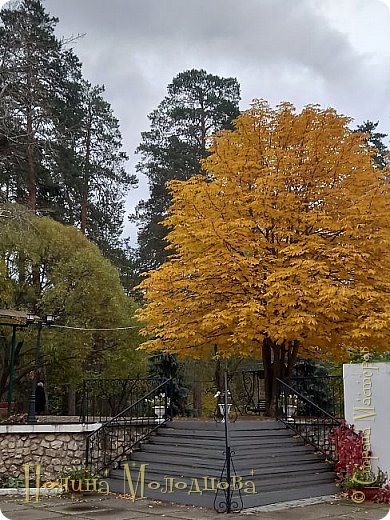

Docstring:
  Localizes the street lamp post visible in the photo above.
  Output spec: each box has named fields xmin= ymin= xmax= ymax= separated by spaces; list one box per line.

xmin=7 ymin=325 xmax=16 ymax=416
xmin=27 ymin=320 xmax=43 ymax=424
xmin=27 ymin=315 xmax=54 ymax=424
xmin=213 ymin=371 xmax=243 ymax=514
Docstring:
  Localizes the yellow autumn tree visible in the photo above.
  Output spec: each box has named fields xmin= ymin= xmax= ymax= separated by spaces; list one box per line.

xmin=137 ymin=100 xmax=390 ymax=411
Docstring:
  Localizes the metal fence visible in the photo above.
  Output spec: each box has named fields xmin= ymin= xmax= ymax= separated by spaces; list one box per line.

xmin=80 ymin=377 xmax=168 ymax=423
xmin=286 ymin=375 xmax=344 ymax=419
xmin=188 ymin=370 xmax=344 ymax=420
xmin=86 ymin=378 xmax=173 ymax=472
xmin=276 ymin=378 xmax=341 ymax=461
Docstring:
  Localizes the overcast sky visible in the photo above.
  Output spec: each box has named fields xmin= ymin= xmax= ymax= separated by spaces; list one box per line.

xmin=13 ymin=0 xmax=390 ymax=242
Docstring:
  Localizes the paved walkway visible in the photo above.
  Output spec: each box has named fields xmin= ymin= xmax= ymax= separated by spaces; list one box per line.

xmin=0 ymin=494 xmax=389 ymax=520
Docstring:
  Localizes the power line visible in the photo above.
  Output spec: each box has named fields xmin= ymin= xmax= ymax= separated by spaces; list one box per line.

xmin=51 ymin=324 xmax=139 ymax=332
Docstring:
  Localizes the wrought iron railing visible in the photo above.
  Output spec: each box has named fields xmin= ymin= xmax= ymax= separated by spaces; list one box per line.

xmin=286 ymin=375 xmax=344 ymax=418
xmin=210 ymin=368 xmax=265 ymax=417
xmin=232 ymin=368 xmax=266 ymax=415
xmin=86 ymin=378 xmax=172 ymax=473
xmin=80 ymin=377 xmax=166 ymax=423
xmin=276 ymin=378 xmax=341 ymax=461
xmin=230 ymin=371 xmax=343 ymax=418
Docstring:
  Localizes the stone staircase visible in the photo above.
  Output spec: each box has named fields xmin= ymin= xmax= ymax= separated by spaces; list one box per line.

xmin=107 ymin=419 xmax=337 ymax=509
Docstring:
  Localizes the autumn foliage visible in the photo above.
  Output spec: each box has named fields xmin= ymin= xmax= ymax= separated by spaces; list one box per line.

xmin=330 ymin=421 xmax=364 ymax=478
xmin=137 ymin=101 xmax=390 ymax=408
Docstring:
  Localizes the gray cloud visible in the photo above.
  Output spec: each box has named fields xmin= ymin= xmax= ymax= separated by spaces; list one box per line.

xmin=43 ymin=0 xmax=390 ymax=241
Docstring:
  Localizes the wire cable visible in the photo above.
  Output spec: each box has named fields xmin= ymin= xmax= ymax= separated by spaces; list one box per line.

xmin=51 ymin=324 xmax=139 ymax=332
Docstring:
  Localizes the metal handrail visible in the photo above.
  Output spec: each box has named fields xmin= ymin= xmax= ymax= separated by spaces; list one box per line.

xmin=285 ymin=375 xmax=344 ymax=418
xmin=80 ymin=376 xmax=166 ymax=423
xmin=276 ymin=378 xmax=341 ymax=461
xmin=86 ymin=378 xmax=172 ymax=473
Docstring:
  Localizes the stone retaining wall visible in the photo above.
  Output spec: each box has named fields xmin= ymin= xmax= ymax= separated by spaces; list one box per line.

xmin=0 ymin=424 xmax=100 ymax=481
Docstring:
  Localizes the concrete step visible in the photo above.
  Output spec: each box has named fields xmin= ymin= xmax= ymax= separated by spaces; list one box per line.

xmin=135 ymin=442 xmax=313 ymax=458
xmin=154 ymin=434 xmax=297 ymax=444
xmin=112 ymin=464 xmax=334 ymax=486
xmin=111 ymin=462 xmax=335 ymax=482
xmin=108 ymin=473 xmax=337 ymax=508
xmin=139 ymin=470 xmax=334 ymax=489
xmin=105 ymin=419 xmax=337 ymax=509
xmin=160 ymin=426 xmax=288 ymax=437
xmin=165 ymin=420 xmax=280 ymax=431
xmin=128 ymin=451 xmax=324 ymax=467
xmin=144 ymin=438 xmax=305 ymax=453
xmin=113 ymin=457 xmax=332 ymax=480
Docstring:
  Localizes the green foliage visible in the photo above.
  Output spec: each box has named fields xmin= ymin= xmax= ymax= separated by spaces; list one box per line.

xmin=0 ymin=0 xmax=82 ymax=210
xmin=58 ymin=465 xmax=100 ymax=482
xmin=348 ymin=350 xmax=390 ymax=363
xmin=150 ymin=353 xmax=189 ymax=416
xmin=0 ymin=204 xmax=147 ymax=398
xmin=201 ymin=388 xmax=219 ymax=418
xmin=0 ymin=476 xmax=24 ymax=489
xmin=291 ymin=359 xmax=334 ymax=415
xmin=342 ymin=466 xmax=388 ymax=491
xmin=0 ymin=1 xmax=136 ymax=264
xmin=103 ymin=239 xmax=142 ymax=300
xmin=132 ymin=68 xmax=241 ymax=272
xmin=355 ymin=121 xmax=388 ymax=170
xmin=0 ymin=1 xmax=142 ymax=406
xmin=56 ymin=81 xmax=137 ymax=253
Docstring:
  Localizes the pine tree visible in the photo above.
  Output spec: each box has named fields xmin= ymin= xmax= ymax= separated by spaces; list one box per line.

xmin=354 ymin=120 xmax=388 ymax=170
xmin=0 ymin=0 xmax=82 ymax=211
xmin=58 ymin=81 xmax=137 ymax=253
xmin=132 ymin=69 xmax=241 ymax=272
xmin=0 ymin=1 xmax=136 ymax=261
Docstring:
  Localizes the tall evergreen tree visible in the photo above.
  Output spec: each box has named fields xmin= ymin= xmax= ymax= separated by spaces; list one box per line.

xmin=132 ymin=69 xmax=241 ymax=272
xmin=57 ymin=81 xmax=137 ymax=253
xmin=355 ymin=120 xmax=388 ymax=170
xmin=0 ymin=1 xmax=137 ymax=262
xmin=0 ymin=0 xmax=82 ymax=211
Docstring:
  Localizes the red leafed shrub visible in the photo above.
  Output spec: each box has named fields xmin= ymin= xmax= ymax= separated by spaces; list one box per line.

xmin=330 ymin=420 xmax=364 ymax=477
xmin=373 ymin=485 xmax=390 ymax=504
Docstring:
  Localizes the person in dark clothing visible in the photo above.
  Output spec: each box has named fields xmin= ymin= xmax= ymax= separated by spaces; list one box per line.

xmin=35 ymin=381 xmax=46 ymax=415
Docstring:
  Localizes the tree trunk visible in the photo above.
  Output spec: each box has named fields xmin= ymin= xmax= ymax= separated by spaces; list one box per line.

xmin=26 ymin=106 xmax=37 ymax=211
xmin=271 ymin=342 xmax=282 ymax=415
xmin=214 ymin=346 xmax=224 ymax=392
xmin=25 ymin=43 xmax=37 ymax=212
xmin=67 ymin=389 xmax=76 ymax=416
xmin=262 ymin=338 xmax=299 ymax=416
xmin=287 ymin=341 xmax=299 ymax=377
xmin=193 ymin=382 xmax=202 ymax=417
xmin=81 ymin=108 xmax=92 ymax=234
xmin=262 ymin=338 xmax=273 ymax=415
xmin=80 ymin=190 xmax=88 ymax=234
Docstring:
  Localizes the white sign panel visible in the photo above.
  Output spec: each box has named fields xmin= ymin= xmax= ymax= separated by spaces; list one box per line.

xmin=343 ymin=362 xmax=390 ymax=476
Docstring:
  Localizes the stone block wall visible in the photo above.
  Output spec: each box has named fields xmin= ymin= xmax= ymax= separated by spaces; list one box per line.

xmin=0 ymin=424 xmax=99 ymax=481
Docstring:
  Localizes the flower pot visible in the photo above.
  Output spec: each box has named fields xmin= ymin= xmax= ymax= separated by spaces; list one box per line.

xmin=351 ymin=487 xmax=381 ymax=503
xmin=153 ymin=405 xmax=165 ymax=423
xmin=218 ymin=403 xmax=232 ymax=422
xmin=286 ymin=405 xmax=297 ymax=420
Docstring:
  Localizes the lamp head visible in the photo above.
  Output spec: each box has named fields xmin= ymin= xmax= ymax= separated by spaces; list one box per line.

xmin=26 ymin=313 xmax=35 ymax=324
